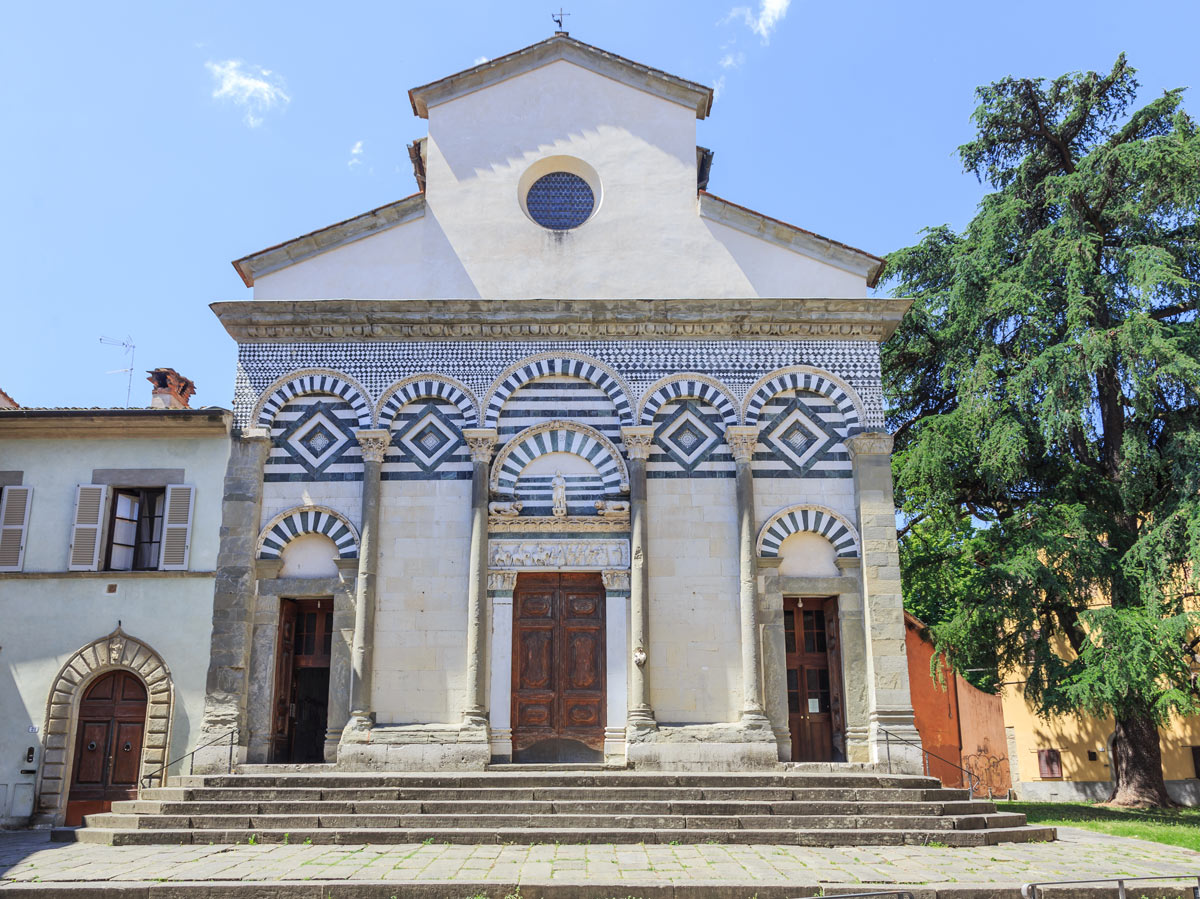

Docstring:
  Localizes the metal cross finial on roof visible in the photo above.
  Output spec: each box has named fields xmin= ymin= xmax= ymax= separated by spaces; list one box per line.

xmin=551 ymin=8 xmax=570 ymax=32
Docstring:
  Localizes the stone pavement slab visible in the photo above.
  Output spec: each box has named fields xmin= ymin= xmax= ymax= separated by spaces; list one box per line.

xmin=0 ymin=827 xmax=1197 ymax=898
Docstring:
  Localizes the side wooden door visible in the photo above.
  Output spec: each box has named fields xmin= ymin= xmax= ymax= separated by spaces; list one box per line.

xmin=270 ymin=600 xmax=298 ymax=761
xmin=66 ymin=671 xmax=147 ymax=824
xmin=512 ymin=572 xmax=606 ymax=756
xmin=784 ymin=596 xmax=842 ymax=761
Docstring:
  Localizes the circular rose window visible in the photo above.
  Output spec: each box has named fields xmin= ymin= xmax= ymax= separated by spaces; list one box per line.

xmin=525 ymin=171 xmax=595 ymax=230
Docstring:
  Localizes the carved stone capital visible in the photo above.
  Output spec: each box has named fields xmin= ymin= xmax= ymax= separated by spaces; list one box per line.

xmin=621 ymin=426 xmax=656 ymax=462
xmin=462 ymin=428 xmax=499 ymax=463
xmin=845 ymin=431 xmax=894 ymax=459
xmin=724 ymin=426 xmax=760 ymax=464
xmin=601 ymin=569 xmax=631 ymax=591
xmin=355 ymin=429 xmax=392 ymax=464
xmin=487 ymin=569 xmax=518 ymax=591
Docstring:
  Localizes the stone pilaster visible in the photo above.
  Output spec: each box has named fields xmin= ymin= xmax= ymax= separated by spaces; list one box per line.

xmin=847 ymin=431 xmax=922 ymax=770
xmin=726 ymin=425 xmax=769 ymax=729
xmin=462 ymin=428 xmax=498 ymax=729
xmin=343 ymin=428 xmax=389 ymax=739
xmin=621 ymin=426 xmax=656 ymax=732
xmin=193 ymin=427 xmax=270 ymax=772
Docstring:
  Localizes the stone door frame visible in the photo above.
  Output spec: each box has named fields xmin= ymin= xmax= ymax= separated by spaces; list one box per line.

xmin=486 ymin=543 xmax=630 ymax=765
xmin=245 ymin=561 xmax=356 ymax=763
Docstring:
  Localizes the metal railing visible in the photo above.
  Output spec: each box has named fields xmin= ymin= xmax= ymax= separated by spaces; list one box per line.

xmin=880 ymin=726 xmax=982 ymax=796
xmin=1024 ymin=875 xmax=1200 ymax=899
xmin=141 ymin=728 xmax=236 ymax=788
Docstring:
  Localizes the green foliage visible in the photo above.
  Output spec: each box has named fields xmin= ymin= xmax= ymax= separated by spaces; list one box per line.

xmin=883 ymin=57 xmax=1200 ymax=751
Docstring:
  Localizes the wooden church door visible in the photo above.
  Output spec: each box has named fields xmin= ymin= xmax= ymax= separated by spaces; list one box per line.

xmin=512 ymin=572 xmax=606 ymax=761
xmin=784 ymin=597 xmax=846 ymax=762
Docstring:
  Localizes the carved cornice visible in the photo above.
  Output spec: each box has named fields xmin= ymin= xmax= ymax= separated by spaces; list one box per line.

xmin=845 ymin=431 xmax=894 ymax=458
xmin=620 ymin=426 xmax=656 ymax=462
xmin=355 ymin=428 xmax=392 ymax=463
xmin=488 ymin=514 xmax=629 ymax=532
xmin=462 ymin=428 xmax=499 ymax=463
xmin=725 ymin=425 xmax=760 ymax=464
xmin=489 ymin=538 xmax=630 ymax=570
xmin=210 ymin=298 xmax=913 ymax=344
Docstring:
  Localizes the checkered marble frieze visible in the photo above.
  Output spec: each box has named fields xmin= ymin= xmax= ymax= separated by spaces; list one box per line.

xmin=241 ymin=340 xmax=882 ymax=482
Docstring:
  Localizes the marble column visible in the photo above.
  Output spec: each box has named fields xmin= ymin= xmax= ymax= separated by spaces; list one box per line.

xmin=620 ymin=426 xmax=656 ymax=731
xmin=846 ymin=431 xmax=922 ymax=769
xmin=726 ymin=425 xmax=769 ymax=727
xmin=461 ymin=429 xmax=498 ymax=728
xmin=344 ymin=428 xmax=389 ymax=736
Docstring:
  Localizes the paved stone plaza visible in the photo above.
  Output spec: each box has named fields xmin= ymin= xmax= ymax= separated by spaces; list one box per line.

xmin=1 ymin=828 xmax=1197 ymax=896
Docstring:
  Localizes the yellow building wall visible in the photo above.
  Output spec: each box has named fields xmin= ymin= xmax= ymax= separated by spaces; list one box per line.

xmin=1001 ymin=682 xmax=1200 ymax=796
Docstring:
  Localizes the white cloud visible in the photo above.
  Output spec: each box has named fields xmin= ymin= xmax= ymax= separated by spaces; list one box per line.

xmin=713 ymin=76 xmax=726 ymax=102
xmin=718 ymin=51 xmax=745 ymax=69
xmin=473 ymin=55 xmax=490 ymax=66
xmin=348 ymin=140 xmax=364 ymax=168
xmin=205 ymin=59 xmax=290 ymax=128
xmin=725 ymin=0 xmax=791 ymax=42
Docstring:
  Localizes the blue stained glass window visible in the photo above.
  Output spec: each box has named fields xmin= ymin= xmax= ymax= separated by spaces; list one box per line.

xmin=526 ymin=171 xmax=594 ymax=230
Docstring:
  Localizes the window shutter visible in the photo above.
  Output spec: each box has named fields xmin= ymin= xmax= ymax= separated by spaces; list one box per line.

xmin=158 ymin=484 xmax=195 ymax=571
xmin=1037 ymin=748 xmax=1062 ymax=779
xmin=0 ymin=486 xmax=33 ymax=572
xmin=68 ymin=485 xmax=108 ymax=571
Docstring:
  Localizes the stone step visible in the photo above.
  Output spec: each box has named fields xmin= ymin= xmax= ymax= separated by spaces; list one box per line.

xmin=56 ymin=824 xmax=1057 ymax=847
xmin=110 ymin=798 xmax=998 ymax=817
xmin=141 ymin=785 xmax=970 ymax=803
xmin=86 ymin=811 xmax=1006 ymax=831
xmin=187 ymin=772 xmax=945 ymax=789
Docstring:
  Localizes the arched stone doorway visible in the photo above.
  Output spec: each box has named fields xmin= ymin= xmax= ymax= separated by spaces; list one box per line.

xmin=36 ymin=627 xmax=174 ymax=826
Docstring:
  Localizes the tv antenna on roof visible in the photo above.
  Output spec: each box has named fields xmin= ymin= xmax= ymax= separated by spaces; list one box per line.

xmin=551 ymin=8 xmax=569 ymax=32
xmin=99 ymin=335 xmax=136 ymax=408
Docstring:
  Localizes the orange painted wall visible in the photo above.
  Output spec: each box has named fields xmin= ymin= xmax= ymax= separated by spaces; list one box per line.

xmin=905 ymin=613 xmax=1011 ymax=797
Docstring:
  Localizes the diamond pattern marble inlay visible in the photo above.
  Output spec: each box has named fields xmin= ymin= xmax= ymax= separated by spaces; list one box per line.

xmin=393 ymin=403 xmax=463 ymax=472
xmin=654 ymin=400 xmax=722 ymax=471
xmin=276 ymin=402 xmax=358 ymax=476
xmin=761 ymin=398 xmax=843 ymax=474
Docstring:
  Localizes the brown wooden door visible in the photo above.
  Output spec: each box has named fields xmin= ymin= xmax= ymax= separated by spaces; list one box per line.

xmin=512 ymin=572 xmax=606 ymax=758
xmin=271 ymin=598 xmax=333 ymax=762
xmin=67 ymin=671 xmax=147 ymax=823
xmin=784 ymin=597 xmax=844 ymax=762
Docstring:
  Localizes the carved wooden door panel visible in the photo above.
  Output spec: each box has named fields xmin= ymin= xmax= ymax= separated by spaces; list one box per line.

xmin=784 ymin=597 xmax=841 ymax=762
xmin=68 ymin=671 xmax=148 ymax=812
xmin=512 ymin=572 xmax=606 ymax=754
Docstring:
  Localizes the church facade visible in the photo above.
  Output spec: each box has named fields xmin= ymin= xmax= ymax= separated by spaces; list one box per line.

xmin=196 ymin=34 xmax=921 ymax=772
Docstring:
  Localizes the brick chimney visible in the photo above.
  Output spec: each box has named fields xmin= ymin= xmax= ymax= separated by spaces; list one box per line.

xmin=147 ymin=368 xmax=196 ymax=409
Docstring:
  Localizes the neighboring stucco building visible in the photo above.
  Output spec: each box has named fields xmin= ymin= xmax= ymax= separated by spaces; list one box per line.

xmin=195 ymin=34 xmax=923 ymax=773
xmin=1000 ymin=678 xmax=1200 ymax=805
xmin=0 ymin=373 xmax=230 ymax=826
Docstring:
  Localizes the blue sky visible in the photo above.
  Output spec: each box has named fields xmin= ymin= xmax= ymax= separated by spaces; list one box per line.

xmin=1 ymin=0 xmax=1195 ymax=409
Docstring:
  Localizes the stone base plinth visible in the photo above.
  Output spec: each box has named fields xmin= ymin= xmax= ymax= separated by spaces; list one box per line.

xmin=626 ymin=723 xmax=780 ymax=770
xmin=336 ymin=723 xmax=490 ymax=771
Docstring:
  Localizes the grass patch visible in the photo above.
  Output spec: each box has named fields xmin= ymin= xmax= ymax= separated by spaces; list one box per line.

xmin=998 ymin=801 xmax=1200 ymax=851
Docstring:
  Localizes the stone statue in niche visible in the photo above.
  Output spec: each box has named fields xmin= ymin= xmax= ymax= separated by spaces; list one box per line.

xmin=595 ymin=500 xmax=630 ymax=516
xmin=552 ymin=470 xmax=567 ymax=518
xmin=488 ymin=501 xmax=523 ymax=517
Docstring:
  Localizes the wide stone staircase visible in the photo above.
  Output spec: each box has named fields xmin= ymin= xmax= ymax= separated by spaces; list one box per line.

xmin=58 ymin=768 xmax=1055 ymax=846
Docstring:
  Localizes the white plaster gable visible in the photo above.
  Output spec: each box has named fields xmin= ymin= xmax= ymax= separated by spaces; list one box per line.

xmin=247 ymin=48 xmax=880 ymax=301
